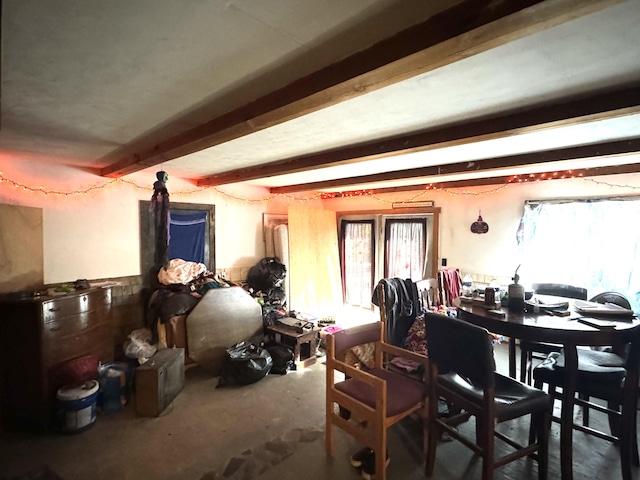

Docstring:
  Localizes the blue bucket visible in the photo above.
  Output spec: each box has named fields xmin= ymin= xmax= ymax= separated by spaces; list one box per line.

xmin=98 ymin=362 xmax=132 ymax=414
xmin=56 ymin=380 xmax=99 ymax=434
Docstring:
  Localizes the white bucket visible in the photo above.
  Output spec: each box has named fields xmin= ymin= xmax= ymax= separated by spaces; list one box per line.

xmin=56 ymin=380 xmax=99 ymax=433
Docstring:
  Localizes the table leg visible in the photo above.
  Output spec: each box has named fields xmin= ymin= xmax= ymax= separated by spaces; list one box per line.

xmin=508 ymin=337 xmax=517 ymax=378
xmin=560 ymin=344 xmax=578 ymax=480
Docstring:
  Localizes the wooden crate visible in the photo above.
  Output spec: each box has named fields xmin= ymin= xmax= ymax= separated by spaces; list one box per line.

xmin=135 ymin=348 xmax=185 ymax=417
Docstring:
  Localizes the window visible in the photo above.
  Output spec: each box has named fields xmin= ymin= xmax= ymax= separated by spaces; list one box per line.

xmin=339 ymin=211 xmax=438 ymax=310
xmin=517 ymin=197 xmax=640 ymax=313
xmin=384 ymin=218 xmax=427 ymax=279
xmin=340 ymin=220 xmax=374 ymax=307
xmin=139 ymin=201 xmax=215 ymax=289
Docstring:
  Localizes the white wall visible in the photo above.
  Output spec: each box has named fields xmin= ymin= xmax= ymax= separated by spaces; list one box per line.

xmin=324 ymin=172 xmax=640 ymax=286
xmin=2 ymin=154 xmax=639 ymax=288
xmin=0 ymin=158 xmax=273 ymax=283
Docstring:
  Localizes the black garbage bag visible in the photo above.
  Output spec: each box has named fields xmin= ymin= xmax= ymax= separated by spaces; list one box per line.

xmin=217 ymin=341 xmax=273 ymax=387
xmin=247 ymin=257 xmax=286 ymax=293
xmin=265 ymin=343 xmax=295 ymax=375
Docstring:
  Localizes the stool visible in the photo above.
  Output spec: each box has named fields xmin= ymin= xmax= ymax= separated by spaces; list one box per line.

xmin=266 ymin=324 xmax=319 ymax=368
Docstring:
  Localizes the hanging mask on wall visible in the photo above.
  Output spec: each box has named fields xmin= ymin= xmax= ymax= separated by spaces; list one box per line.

xmin=470 ymin=211 xmax=489 ymax=234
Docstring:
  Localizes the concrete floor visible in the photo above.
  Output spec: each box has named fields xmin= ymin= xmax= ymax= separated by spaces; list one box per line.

xmin=0 ymin=342 xmax=637 ymax=480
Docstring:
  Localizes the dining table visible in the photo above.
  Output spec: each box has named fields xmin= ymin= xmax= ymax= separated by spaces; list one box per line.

xmin=453 ymin=295 xmax=640 ymax=480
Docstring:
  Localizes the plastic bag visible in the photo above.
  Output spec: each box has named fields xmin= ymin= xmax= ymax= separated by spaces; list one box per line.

xmin=265 ymin=343 xmax=295 ymax=375
xmin=217 ymin=341 xmax=273 ymax=387
xmin=247 ymin=257 xmax=286 ymax=293
xmin=123 ymin=328 xmax=158 ymax=359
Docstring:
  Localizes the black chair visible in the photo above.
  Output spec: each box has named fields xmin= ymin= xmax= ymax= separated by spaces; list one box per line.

xmin=577 ymin=291 xmax=633 ymax=427
xmin=424 ymin=313 xmax=552 ymax=480
xmin=519 ymin=283 xmax=588 ymax=384
xmin=590 ymin=291 xmax=632 ymax=310
xmin=532 ymin=331 xmax=640 ymax=480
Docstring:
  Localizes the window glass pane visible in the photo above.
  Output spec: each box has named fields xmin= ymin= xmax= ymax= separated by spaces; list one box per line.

xmin=518 ymin=199 xmax=640 ymax=313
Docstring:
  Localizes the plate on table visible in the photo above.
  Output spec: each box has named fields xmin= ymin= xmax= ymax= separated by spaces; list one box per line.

xmin=525 ymin=297 xmax=570 ymax=311
xmin=574 ymin=299 xmax=634 ymax=317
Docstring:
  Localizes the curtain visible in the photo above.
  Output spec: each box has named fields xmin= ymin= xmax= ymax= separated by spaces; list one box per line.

xmin=342 ymin=221 xmax=374 ymax=307
xmin=518 ymin=199 xmax=640 ymax=313
xmin=169 ymin=211 xmax=206 ymax=264
xmin=385 ymin=219 xmax=426 ymax=281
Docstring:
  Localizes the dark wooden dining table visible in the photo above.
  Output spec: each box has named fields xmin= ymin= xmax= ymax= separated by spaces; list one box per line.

xmin=453 ymin=295 xmax=640 ymax=480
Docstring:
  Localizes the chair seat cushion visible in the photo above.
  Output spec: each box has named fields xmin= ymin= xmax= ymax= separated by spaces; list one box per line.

xmin=533 ymin=348 xmax=626 ymax=385
xmin=438 ymin=372 xmax=551 ymax=422
xmin=334 ymin=367 xmax=427 ymax=417
xmin=520 ymin=340 xmax=562 ymax=355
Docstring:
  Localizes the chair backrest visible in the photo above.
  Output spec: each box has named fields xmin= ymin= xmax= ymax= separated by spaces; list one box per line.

xmin=532 ymin=283 xmax=587 ymax=300
xmin=415 ymin=278 xmax=440 ymax=310
xmin=589 ymin=291 xmax=632 ymax=310
xmin=331 ymin=321 xmax=381 ymax=356
xmin=423 ymin=313 xmax=495 ymax=389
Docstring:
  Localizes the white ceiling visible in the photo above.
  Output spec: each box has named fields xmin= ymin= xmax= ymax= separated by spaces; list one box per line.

xmin=2 ymin=0 xmax=640 ymax=194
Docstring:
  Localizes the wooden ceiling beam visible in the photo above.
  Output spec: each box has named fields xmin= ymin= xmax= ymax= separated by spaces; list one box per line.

xmin=269 ymin=138 xmax=640 ymax=194
xmin=198 ymin=82 xmax=640 ymax=187
xmin=101 ymin=0 xmax=618 ymax=177
xmin=320 ymin=161 xmax=640 ymax=197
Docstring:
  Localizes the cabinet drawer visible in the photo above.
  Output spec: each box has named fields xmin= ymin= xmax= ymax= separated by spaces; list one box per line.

xmin=42 ymin=307 xmax=110 ymax=341
xmin=43 ymin=323 xmax=113 ymax=367
xmin=42 ymin=289 xmax=111 ymax=323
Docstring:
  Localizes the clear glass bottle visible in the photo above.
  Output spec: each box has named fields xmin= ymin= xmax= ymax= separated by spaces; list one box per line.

xmin=462 ymin=274 xmax=473 ymax=297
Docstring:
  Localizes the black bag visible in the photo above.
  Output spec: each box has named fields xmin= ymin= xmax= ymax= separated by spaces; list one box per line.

xmin=247 ymin=257 xmax=286 ymax=293
xmin=266 ymin=344 xmax=295 ymax=374
xmin=217 ymin=341 xmax=273 ymax=387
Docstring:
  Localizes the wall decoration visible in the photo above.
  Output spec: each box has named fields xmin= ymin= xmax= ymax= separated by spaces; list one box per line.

xmin=470 ymin=211 xmax=489 ymax=234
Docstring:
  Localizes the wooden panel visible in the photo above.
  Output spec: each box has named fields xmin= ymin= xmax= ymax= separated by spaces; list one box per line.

xmin=186 ymin=287 xmax=263 ymax=375
xmin=0 ymin=204 xmax=43 ymax=293
xmin=288 ymin=205 xmax=342 ymax=317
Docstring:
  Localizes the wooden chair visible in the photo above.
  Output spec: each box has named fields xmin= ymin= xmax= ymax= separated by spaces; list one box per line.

xmin=519 ymin=283 xmax=588 ymax=384
xmin=415 ymin=278 xmax=441 ymax=310
xmin=532 ymin=331 xmax=640 ymax=480
xmin=424 ymin=312 xmax=552 ymax=480
xmin=325 ymin=321 xmax=429 ymax=480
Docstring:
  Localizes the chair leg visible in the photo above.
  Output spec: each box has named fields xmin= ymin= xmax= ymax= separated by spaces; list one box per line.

xmin=580 ymin=393 xmax=590 ymax=426
xmin=535 ymin=409 xmax=551 ymax=480
xmin=425 ymin=396 xmax=439 ymax=477
xmin=376 ymin=443 xmax=387 ymax=480
xmin=479 ymin=415 xmax=494 ymax=480
xmin=520 ymin=348 xmax=530 ymax=384
xmin=325 ymin=408 xmax=333 ymax=456
xmin=633 ymin=403 xmax=640 ymax=466
xmin=620 ymin=399 xmax=634 ymax=480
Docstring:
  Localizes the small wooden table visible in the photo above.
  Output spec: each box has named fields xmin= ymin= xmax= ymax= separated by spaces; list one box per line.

xmin=266 ymin=324 xmax=320 ymax=368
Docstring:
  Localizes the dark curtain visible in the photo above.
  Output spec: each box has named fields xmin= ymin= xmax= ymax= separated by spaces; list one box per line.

xmin=169 ymin=211 xmax=207 ymax=264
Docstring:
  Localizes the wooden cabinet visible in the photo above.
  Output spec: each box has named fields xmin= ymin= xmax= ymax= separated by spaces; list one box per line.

xmin=0 ymin=287 xmax=113 ymax=431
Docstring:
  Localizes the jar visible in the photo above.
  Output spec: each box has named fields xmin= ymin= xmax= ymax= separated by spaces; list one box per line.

xmin=484 ymin=287 xmax=495 ymax=306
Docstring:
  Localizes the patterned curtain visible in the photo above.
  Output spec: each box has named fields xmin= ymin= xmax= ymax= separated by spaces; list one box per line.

xmin=385 ymin=219 xmax=426 ymax=281
xmin=343 ymin=221 xmax=373 ymax=307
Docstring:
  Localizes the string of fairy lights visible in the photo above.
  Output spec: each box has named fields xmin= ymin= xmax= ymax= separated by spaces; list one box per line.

xmin=1 ymin=170 xmax=639 ymax=204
